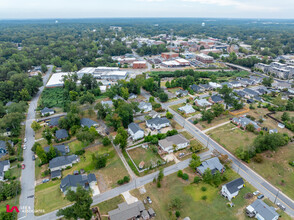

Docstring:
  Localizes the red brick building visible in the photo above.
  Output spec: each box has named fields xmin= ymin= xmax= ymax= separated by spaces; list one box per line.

xmin=161 ymin=52 xmax=179 ymax=60
xmin=133 ymin=61 xmax=147 ymax=69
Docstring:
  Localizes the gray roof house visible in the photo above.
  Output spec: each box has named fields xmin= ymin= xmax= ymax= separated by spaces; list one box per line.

xmin=232 ymin=116 xmax=261 ymax=131
xmin=146 ymin=117 xmax=170 ymax=130
xmin=243 ymin=88 xmax=259 ymax=97
xmin=221 ymin=178 xmax=244 ymax=201
xmin=176 ymin=89 xmax=188 ymax=97
xmin=199 ymin=84 xmax=212 ymax=91
xmin=138 ymin=102 xmax=152 ymax=113
xmin=108 ymin=201 xmax=147 ymax=220
xmin=158 ymin=134 xmax=190 ymax=153
xmin=195 ymin=99 xmax=212 ymax=107
xmin=101 ymin=100 xmax=113 ymax=107
xmin=246 ymin=200 xmax=279 ymax=220
xmin=80 ymin=118 xmax=99 ymax=128
xmin=129 ymin=93 xmax=137 ymax=99
xmin=41 ymin=107 xmax=55 ymax=116
xmin=197 ymin=157 xmax=225 ymax=175
xmin=48 ymin=117 xmax=60 ymax=127
xmin=0 ymin=140 xmax=13 ymax=159
xmin=178 ymin=104 xmax=195 ymax=114
xmin=51 ymin=169 xmax=62 ymax=179
xmin=60 ymin=174 xmax=97 ymax=193
xmin=55 ymin=129 xmax=69 ymax=140
xmin=44 ymin=144 xmax=70 ymax=156
xmin=128 ymin=123 xmax=144 ymax=141
xmin=49 ymin=155 xmax=79 ymax=172
xmin=209 ymin=95 xmax=224 ymax=104
xmin=0 ymin=160 xmax=10 ymax=181
xmin=190 ymin=84 xmax=204 ymax=93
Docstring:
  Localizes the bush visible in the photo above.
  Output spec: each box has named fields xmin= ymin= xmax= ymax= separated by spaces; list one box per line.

xmin=102 ymin=137 xmax=111 ymax=146
xmin=253 ymin=154 xmax=263 ymax=163
xmin=177 ymin=170 xmax=183 ymax=178
xmin=117 ymin=179 xmax=124 ymax=185
xmin=175 ymin=210 xmax=181 ymax=218
xmin=201 ymin=186 xmax=207 ymax=192
xmin=201 ymin=195 xmax=207 ymax=200
xmin=157 ymin=181 xmax=161 ymax=188
xmin=193 ymin=176 xmax=201 ymax=184
xmin=123 ymin=176 xmax=130 ymax=183
xmin=182 ymin=173 xmax=189 ymax=180
xmin=75 ymin=149 xmax=85 ymax=155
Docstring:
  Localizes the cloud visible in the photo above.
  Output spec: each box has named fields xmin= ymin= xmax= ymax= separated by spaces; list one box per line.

xmin=182 ymin=0 xmax=280 ymax=12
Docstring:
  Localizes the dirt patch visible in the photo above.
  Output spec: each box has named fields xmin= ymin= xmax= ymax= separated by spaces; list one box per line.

xmin=96 ymin=172 xmax=109 ymax=193
xmin=244 ymin=193 xmax=253 ymax=199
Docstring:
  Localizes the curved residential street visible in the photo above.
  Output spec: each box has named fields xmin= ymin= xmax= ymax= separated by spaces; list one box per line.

xmin=18 ymin=65 xmax=53 ymax=220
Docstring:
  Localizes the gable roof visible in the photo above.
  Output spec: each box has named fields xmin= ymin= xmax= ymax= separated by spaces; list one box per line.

xmin=179 ymin=104 xmax=195 ymax=114
xmin=49 ymin=155 xmax=78 ymax=170
xmin=138 ymin=102 xmax=152 ymax=109
xmin=128 ymin=123 xmax=143 ymax=134
xmin=197 ymin=157 xmax=224 ymax=174
xmin=41 ymin=107 xmax=54 ymax=114
xmin=108 ymin=201 xmax=145 ymax=220
xmin=224 ymin=178 xmax=244 ymax=194
xmin=44 ymin=144 xmax=70 ymax=155
xmin=159 ymin=134 xmax=189 ymax=150
xmin=48 ymin=117 xmax=60 ymax=127
xmin=146 ymin=117 xmax=170 ymax=126
xmin=190 ymin=84 xmax=203 ymax=92
xmin=196 ymin=99 xmax=212 ymax=107
xmin=247 ymin=200 xmax=279 ymax=220
xmin=243 ymin=88 xmax=259 ymax=97
xmin=80 ymin=118 xmax=98 ymax=128
xmin=51 ymin=169 xmax=62 ymax=179
xmin=210 ymin=95 xmax=224 ymax=103
xmin=60 ymin=174 xmax=97 ymax=192
xmin=55 ymin=129 xmax=68 ymax=139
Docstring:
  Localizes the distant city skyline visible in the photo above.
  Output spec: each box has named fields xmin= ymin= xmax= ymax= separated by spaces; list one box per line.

xmin=0 ymin=0 xmax=293 ymax=19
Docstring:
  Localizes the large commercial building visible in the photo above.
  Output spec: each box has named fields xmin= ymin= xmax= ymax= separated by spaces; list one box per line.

xmin=77 ymin=67 xmax=128 ymax=80
xmin=254 ymin=62 xmax=294 ymax=79
xmin=195 ymin=53 xmax=214 ymax=64
xmin=46 ymin=72 xmax=73 ymax=88
xmin=133 ymin=61 xmax=147 ymax=69
xmin=161 ymin=52 xmax=179 ymax=60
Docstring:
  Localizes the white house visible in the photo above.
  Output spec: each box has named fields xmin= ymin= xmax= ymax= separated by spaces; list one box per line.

xmin=40 ymin=107 xmax=55 ymax=116
xmin=178 ymin=104 xmax=195 ymax=114
xmin=221 ymin=178 xmax=244 ymax=201
xmin=49 ymin=155 xmax=79 ymax=172
xmin=158 ymin=134 xmax=190 ymax=153
xmin=128 ymin=123 xmax=144 ymax=141
xmin=208 ymin=82 xmax=221 ymax=89
xmin=146 ymin=117 xmax=170 ymax=130
xmin=138 ymin=102 xmax=152 ymax=113
xmin=246 ymin=200 xmax=279 ymax=220
xmin=0 ymin=160 xmax=10 ymax=181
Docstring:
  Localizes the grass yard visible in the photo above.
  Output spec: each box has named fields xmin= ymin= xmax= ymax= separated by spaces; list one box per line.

xmin=170 ymin=119 xmax=183 ymax=130
xmin=35 ymin=157 xmax=49 ymax=180
xmin=207 ymin=123 xmax=257 ymax=153
xmin=68 ymin=140 xmax=86 ymax=153
xmin=197 ymin=114 xmax=231 ymax=130
xmin=180 ymin=131 xmax=194 ymax=140
xmin=34 ymin=180 xmax=72 ymax=215
xmin=127 ymin=146 xmax=164 ymax=169
xmin=248 ymin=142 xmax=294 ymax=200
xmin=274 ymin=111 xmax=294 ymax=121
xmin=92 ymin=195 xmax=125 ymax=220
xmin=0 ymin=197 xmax=19 ymax=213
xmin=130 ymin=168 xmax=257 ymax=220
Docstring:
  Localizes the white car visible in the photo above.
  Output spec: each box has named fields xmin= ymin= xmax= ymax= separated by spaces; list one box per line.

xmin=23 ymin=145 xmax=27 ymax=150
xmin=253 ymin=191 xmax=260 ymax=196
xmin=24 ymin=138 xmax=27 ymax=143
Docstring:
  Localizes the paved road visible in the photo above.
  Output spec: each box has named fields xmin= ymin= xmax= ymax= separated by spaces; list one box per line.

xmin=36 ymin=150 xmax=211 ymax=220
xmin=18 ymin=65 xmax=53 ymax=220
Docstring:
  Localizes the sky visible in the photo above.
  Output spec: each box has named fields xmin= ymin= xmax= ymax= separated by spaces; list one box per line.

xmin=0 ymin=0 xmax=293 ymax=19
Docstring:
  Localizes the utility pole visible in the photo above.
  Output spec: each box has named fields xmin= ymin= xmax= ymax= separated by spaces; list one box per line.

xmin=274 ymin=190 xmax=280 ymax=204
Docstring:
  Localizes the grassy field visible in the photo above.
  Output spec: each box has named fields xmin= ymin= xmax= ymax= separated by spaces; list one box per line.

xmin=170 ymin=119 xmax=183 ymax=130
xmin=34 ymin=180 xmax=72 ymax=215
xmin=180 ymin=131 xmax=194 ymax=140
xmin=130 ymin=168 xmax=258 ymax=220
xmin=128 ymin=146 xmax=164 ymax=169
xmin=68 ymin=140 xmax=86 ymax=153
xmin=207 ymin=123 xmax=257 ymax=153
xmin=39 ymin=87 xmax=65 ymax=109
xmin=197 ymin=114 xmax=231 ymax=130
xmin=92 ymin=195 xmax=125 ymax=220
xmin=35 ymin=157 xmax=49 ymax=180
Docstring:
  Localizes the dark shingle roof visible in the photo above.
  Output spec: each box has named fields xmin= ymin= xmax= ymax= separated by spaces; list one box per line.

xmin=80 ymin=118 xmax=98 ymax=128
xmin=41 ymin=107 xmax=54 ymax=114
xmin=190 ymin=84 xmax=202 ymax=92
xmin=210 ymin=95 xmax=223 ymax=103
xmin=224 ymin=178 xmax=244 ymax=194
xmin=60 ymin=174 xmax=97 ymax=192
xmin=108 ymin=201 xmax=146 ymax=220
xmin=146 ymin=117 xmax=170 ymax=126
xmin=49 ymin=155 xmax=78 ymax=170
xmin=55 ymin=129 xmax=68 ymax=139
xmin=48 ymin=117 xmax=60 ymax=127
xmin=51 ymin=169 xmax=62 ymax=179
xmin=44 ymin=144 xmax=69 ymax=155
xmin=128 ymin=123 xmax=143 ymax=134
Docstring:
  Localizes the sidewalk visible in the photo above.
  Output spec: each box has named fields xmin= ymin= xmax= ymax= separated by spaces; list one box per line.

xmin=202 ymin=121 xmax=230 ymax=133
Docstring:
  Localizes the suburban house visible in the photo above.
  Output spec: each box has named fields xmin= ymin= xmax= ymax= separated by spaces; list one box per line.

xmin=178 ymin=104 xmax=195 ymax=114
xmin=101 ymin=100 xmax=113 ymax=107
xmin=48 ymin=117 xmax=60 ymax=127
xmin=129 ymin=93 xmax=137 ymax=99
xmin=128 ymin=123 xmax=144 ymax=141
xmin=246 ymin=200 xmax=279 ymax=220
xmin=199 ymin=84 xmax=212 ymax=91
xmin=138 ymin=102 xmax=152 ymax=113
xmin=176 ymin=89 xmax=188 ymax=97
xmin=108 ymin=200 xmax=155 ymax=220
xmin=0 ymin=140 xmax=13 ymax=159
xmin=0 ymin=160 xmax=10 ymax=181
xmin=49 ymin=155 xmax=79 ymax=172
xmin=158 ymin=134 xmax=190 ymax=153
xmin=232 ymin=116 xmax=261 ymax=131
xmin=190 ymin=84 xmax=204 ymax=93
xmin=146 ymin=117 xmax=170 ymax=130
xmin=113 ymin=95 xmax=123 ymax=100
xmin=195 ymin=99 xmax=212 ymax=108
xmin=209 ymin=82 xmax=222 ymax=89
xmin=229 ymin=81 xmax=242 ymax=88
xmin=40 ymin=107 xmax=55 ymax=116
xmin=197 ymin=157 xmax=225 ymax=175
xmin=208 ymin=95 xmax=224 ymax=104
xmin=60 ymin=174 xmax=97 ymax=194
xmin=221 ymin=82 xmax=233 ymax=88
xmin=221 ymin=178 xmax=245 ymax=201
xmin=55 ymin=129 xmax=69 ymax=141
xmin=243 ymin=88 xmax=259 ymax=98
xmin=44 ymin=144 xmax=70 ymax=156
xmin=80 ymin=118 xmax=99 ymax=128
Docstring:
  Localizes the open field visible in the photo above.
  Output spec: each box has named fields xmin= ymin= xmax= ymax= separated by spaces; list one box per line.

xmin=207 ymin=123 xmax=257 ymax=153
xmin=274 ymin=111 xmax=294 ymax=121
xmin=197 ymin=114 xmax=231 ymax=130
xmin=130 ymin=167 xmax=260 ymax=220
xmin=68 ymin=140 xmax=86 ymax=153
xmin=180 ymin=131 xmax=194 ymax=140
xmin=39 ymin=87 xmax=65 ymax=109
xmin=128 ymin=146 xmax=164 ymax=169
xmin=93 ymin=195 xmax=125 ymax=220
xmin=34 ymin=180 xmax=72 ymax=215
xmin=170 ymin=119 xmax=183 ymax=130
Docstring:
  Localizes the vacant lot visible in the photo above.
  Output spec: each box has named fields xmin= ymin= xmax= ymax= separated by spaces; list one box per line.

xmin=130 ymin=168 xmax=258 ymax=220
xmin=197 ymin=114 xmax=231 ymax=131
xmin=128 ymin=146 xmax=164 ymax=169
xmin=180 ymin=131 xmax=194 ymax=140
xmin=34 ymin=180 xmax=72 ymax=215
xmin=207 ymin=123 xmax=257 ymax=153
xmin=39 ymin=87 xmax=65 ymax=109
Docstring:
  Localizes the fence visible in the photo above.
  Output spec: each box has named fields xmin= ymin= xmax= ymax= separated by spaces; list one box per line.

xmin=229 ymin=108 xmax=250 ymax=116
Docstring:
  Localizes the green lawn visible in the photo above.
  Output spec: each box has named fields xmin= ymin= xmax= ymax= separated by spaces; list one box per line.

xmin=207 ymin=123 xmax=257 ymax=153
xmin=127 ymin=146 xmax=163 ymax=169
xmin=197 ymin=114 xmax=231 ymax=130
xmin=39 ymin=87 xmax=65 ymax=109
xmin=34 ymin=180 xmax=72 ymax=215
xmin=180 ymin=131 xmax=194 ymax=140
xmin=130 ymin=168 xmax=257 ymax=220
xmin=68 ymin=140 xmax=86 ymax=153
xmin=92 ymin=195 xmax=125 ymax=220
xmin=0 ymin=197 xmax=19 ymax=213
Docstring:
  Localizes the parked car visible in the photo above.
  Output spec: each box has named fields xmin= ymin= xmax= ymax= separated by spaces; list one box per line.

xmin=253 ymin=191 xmax=260 ymax=196
xmin=42 ymin=179 xmax=50 ymax=183
xmin=257 ymin=194 xmax=264 ymax=199
xmin=24 ymin=138 xmax=27 ymax=143
xmin=23 ymin=145 xmax=26 ymax=150
xmin=21 ymin=164 xmax=25 ymax=169
xmin=277 ymin=203 xmax=286 ymax=211
xmin=32 ymin=155 xmax=35 ymax=161
xmin=73 ymin=170 xmax=79 ymax=175
xmin=147 ymin=196 xmax=152 ymax=204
